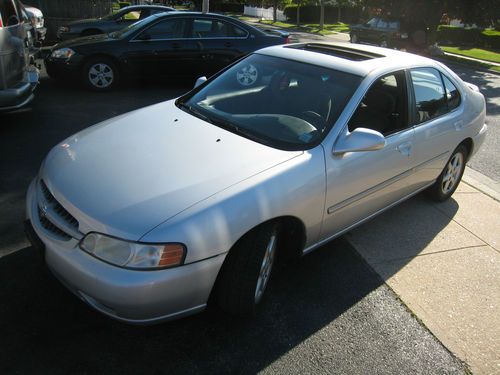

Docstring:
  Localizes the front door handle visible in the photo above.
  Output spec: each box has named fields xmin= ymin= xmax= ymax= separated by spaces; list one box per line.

xmin=397 ymin=141 xmax=412 ymax=156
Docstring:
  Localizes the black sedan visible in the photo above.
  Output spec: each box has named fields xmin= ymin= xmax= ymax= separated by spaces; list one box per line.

xmin=46 ymin=12 xmax=289 ymax=91
xmin=57 ymin=5 xmax=175 ymax=40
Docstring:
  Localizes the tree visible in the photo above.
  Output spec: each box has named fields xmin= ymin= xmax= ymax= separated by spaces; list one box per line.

xmin=294 ymin=0 xmax=308 ymax=26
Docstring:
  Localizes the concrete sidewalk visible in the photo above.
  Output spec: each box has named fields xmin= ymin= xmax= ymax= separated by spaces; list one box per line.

xmin=346 ymin=168 xmax=500 ymax=374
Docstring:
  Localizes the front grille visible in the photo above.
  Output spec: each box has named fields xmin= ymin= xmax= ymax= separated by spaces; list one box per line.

xmin=38 ymin=207 xmax=71 ymax=240
xmin=40 ymin=180 xmax=79 ymax=230
xmin=37 ymin=179 xmax=79 ymax=240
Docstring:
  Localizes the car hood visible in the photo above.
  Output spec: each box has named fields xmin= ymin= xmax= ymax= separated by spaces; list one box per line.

xmin=54 ymin=33 xmax=112 ymax=49
xmin=41 ymin=100 xmax=302 ymax=240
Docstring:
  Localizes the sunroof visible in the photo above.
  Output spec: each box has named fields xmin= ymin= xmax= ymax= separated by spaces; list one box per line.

xmin=286 ymin=43 xmax=385 ymax=61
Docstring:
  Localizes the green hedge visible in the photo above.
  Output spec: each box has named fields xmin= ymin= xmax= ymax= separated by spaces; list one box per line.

xmin=437 ymin=25 xmax=500 ymax=50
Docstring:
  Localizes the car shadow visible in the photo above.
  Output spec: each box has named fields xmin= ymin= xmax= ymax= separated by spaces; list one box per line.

xmin=0 ymin=237 xmax=384 ymax=374
xmin=0 ymin=191 xmax=460 ymax=374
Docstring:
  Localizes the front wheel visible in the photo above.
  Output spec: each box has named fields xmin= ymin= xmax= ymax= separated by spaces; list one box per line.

xmin=214 ymin=222 xmax=279 ymax=316
xmin=82 ymin=57 xmax=119 ymax=91
xmin=427 ymin=145 xmax=468 ymax=202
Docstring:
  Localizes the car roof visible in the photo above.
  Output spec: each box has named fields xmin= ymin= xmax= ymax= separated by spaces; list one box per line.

xmin=257 ymin=42 xmax=440 ymax=77
xmin=120 ymin=5 xmax=174 ymax=11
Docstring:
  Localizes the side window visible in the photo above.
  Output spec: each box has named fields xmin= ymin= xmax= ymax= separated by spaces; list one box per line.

xmin=377 ymin=19 xmax=388 ymax=28
xmin=118 ymin=9 xmax=148 ymax=21
xmin=410 ymin=68 xmax=448 ymax=124
xmin=191 ymin=19 xmax=233 ymax=38
xmin=0 ymin=0 xmax=20 ymax=26
xmin=348 ymin=70 xmax=408 ymax=136
xmin=228 ymin=23 xmax=248 ymax=37
xmin=442 ymin=74 xmax=461 ymax=111
xmin=137 ymin=18 xmax=185 ymax=40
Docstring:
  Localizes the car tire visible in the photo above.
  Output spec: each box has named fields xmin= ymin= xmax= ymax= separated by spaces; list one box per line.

xmin=82 ymin=57 xmax=120 ymax=92
xmin=214 ymin=222 xmax=279 ymax=317
xmin=427 ymin=145 xmax=468 ymax=202
xmin=350 ymin=33 xmax=358 ymax=44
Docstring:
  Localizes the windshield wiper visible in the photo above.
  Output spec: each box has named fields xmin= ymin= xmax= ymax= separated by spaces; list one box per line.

xmin=178 ymin=102 xmax=211 ymax=123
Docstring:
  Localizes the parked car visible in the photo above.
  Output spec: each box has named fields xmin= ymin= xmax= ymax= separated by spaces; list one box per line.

xmin=25 ymin=43 xmax=487 ymax=324
xmin=350 ymin=17 xmax=427 ymax=50
xmin=22 ymin=2 xmax=46 ymax=43
xmin=0 ymin=0 xmax=39 ymax=111
xmin=56 ymin=4 xmax=175 ymax=40
xmin=46 ymin=12 xmax=290 ymax=91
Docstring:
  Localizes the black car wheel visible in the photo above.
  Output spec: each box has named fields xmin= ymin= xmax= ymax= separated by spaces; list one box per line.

xmin=350 ymin=33 xmax=359 ymax=44
xmin=82 ymin=57 xmax=120 ymax=91
xmin=214 ymin=222 xmax=279 ymax=316
xmin=427 ymin=145 xmax=468 ymax=202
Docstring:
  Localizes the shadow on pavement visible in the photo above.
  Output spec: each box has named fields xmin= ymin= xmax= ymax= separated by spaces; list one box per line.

xmin=0 ymin=238 xmax=383 ymax=374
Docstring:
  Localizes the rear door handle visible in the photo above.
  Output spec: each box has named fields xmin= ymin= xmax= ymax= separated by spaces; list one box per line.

xmin=397 ymin=141 xmax=412 ymax=156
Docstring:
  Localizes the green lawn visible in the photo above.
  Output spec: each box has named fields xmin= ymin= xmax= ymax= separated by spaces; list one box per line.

xmin=441 ymin=46 xmax=500 ymax=63
xmin=259 ymin=20 xmax=349 ymax=35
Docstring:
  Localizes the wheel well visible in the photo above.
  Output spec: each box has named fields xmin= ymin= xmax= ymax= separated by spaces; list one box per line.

xmin=81 ymin=54 xmax=123 ymax=74
xmin=460 ymin=138 xmax=473 ymax=161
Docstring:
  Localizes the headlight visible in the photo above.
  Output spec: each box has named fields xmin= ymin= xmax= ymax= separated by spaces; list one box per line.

xmin=79 ymin=232 xmax=186 ymax=270
xmin=59 ymin=25 xmax=69 ymax=33
xmin=51 ymin=47 xmax=75 ymax=59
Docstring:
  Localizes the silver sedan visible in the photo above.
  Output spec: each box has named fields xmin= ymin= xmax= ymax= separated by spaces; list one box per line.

xmin=25 ymin=43 xmax=487 ymax=324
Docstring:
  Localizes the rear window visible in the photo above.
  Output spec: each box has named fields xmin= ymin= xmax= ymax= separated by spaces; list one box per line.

xmin=0 ymin=0 xmax=21 ymax=27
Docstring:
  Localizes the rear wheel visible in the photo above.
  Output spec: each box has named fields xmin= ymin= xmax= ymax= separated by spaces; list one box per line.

xmin=427 ymin=145 xmax=468 ymax=202
xmin=82 ymin=57 xmax=120 ymax=91
xmin=214 ymin=222 xmax=279 ymax=316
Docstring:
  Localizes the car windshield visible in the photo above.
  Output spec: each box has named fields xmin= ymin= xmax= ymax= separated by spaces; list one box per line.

xmin=109 ymin=16 xmax=154 ymax=38
xmin=177 ymin=54 xmax=362 ymax=150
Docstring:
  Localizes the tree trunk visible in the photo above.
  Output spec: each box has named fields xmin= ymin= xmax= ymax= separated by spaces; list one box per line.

xmin=297 ymin=5 xmax=300 ymax=26
xmin=337 ymin=6 xmax=341 ymax=23
xmin=320 ymin=1 xmax=324 ymax=30
xmin=273 ymin=0 xmax=277 ymax=22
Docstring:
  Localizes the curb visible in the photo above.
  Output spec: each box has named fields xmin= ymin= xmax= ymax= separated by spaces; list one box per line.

xmin=434 ymin=56 xmax=500 ymax=76
xmin=463 ymin=166 xmax=500 ymax=202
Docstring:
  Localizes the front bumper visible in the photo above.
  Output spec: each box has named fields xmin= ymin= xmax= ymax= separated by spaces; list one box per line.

xmin=25 ymin=179 xmax=226 ymax=324
xmin=45 ymin=56 xmax=83 ymax=79
xmin=0 ymin=67 xmax=39 ymax=111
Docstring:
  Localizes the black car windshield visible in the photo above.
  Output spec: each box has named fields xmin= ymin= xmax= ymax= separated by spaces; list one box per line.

xmin=178 ymin=54 xmax=362 ymax=150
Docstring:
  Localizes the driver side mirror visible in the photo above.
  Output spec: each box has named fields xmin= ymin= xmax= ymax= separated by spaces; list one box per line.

xmin=333 ymin=127 xmax=385 ymax=155
xmin=194 ymin=76 xmax=207 ymax=88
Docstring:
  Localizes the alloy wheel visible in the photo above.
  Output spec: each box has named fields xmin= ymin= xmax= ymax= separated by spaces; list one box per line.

xmin=254 ymin=232 xmax=277 ymax=304
xmin=88 ymin=63 xmax=114 ymax=89
xmin=441 ymin=152 xmax=464 ymax=194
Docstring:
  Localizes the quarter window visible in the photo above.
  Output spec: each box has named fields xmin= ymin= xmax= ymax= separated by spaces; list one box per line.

xmin=443 ymin=74 xmax=461 ymax=111
xmin=410 ymin=68 xmax=448 ymax=124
